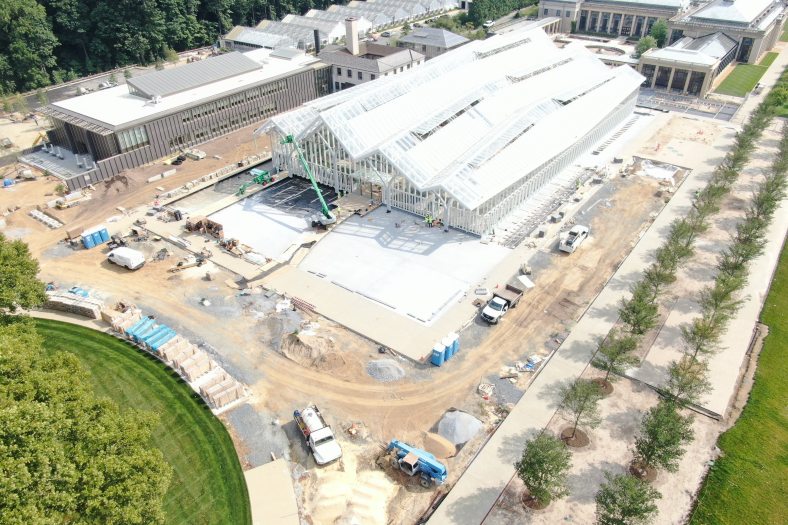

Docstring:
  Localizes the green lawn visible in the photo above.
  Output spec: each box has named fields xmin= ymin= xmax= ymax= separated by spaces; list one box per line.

xmin=781 ymin=26 xmax=788 ymax=42
xmin=759 ymin=52 xmax=779 ymax=68
xmin=688 ymin=247 xmax=788 ymax=525
xmin=35 ymin=319 xmax=251 ymax=525
xmin=715 ymin=63 xmax=771 ymax=97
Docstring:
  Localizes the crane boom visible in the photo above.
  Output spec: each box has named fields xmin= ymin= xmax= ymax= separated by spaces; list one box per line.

xmin=282 ymin=134 xmax=335 ymax=223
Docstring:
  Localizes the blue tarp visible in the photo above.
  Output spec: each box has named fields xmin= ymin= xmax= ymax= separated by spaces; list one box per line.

xmin=149 ymin=330 xmax=176 ymax=351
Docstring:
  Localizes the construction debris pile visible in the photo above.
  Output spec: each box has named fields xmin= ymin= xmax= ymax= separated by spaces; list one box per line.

xmin=186 ymin=216 xmax=224 ymax=239
xmin=366 ymin=359 xmax=406 ymax=382
xmin=105 ymin=306 xmax=247 ymax=411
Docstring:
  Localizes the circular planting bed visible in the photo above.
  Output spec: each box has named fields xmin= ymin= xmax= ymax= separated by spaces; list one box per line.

xmin=561 ymin=427 xmax=590 ymax=448
xmin=629 ymin=460 xmax=658 ymax=482
xmin=592 ymin=377 xmax=615 ymax=396
xmin=521 ymin=490 xmax=550 ymax=510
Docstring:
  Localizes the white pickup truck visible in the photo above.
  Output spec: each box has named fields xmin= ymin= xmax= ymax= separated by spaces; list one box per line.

xmin=559 ymin=225 xmax=590 ymax=254
xmin=481 ymin=284 xmax=524 ymax=324
xmin=294 ymin=405 xmax=342 ymax=465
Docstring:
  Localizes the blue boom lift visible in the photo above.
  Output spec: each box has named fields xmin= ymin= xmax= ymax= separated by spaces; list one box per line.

xmin=386 ymin=439 xmax=448 ymax=488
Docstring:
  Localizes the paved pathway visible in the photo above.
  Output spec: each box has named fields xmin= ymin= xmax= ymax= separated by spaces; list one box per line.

xmin=428 ymin=118 xmax=735 ymax=525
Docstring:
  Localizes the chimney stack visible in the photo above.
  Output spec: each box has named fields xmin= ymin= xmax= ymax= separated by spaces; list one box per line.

xmin=345 ymin=17 xmax=360 ymax=56
xmin=313 ymin=29 xmax=321 ymax=54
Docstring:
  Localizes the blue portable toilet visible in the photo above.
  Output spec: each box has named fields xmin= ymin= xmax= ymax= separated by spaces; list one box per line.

xmin=449 ymin=332 xmax=460 ymax=355
xmin=2 ymin=178 xmax=13 ymax=187
xmin=82 ymin=234 xmax=95 ymax=249
xmin=442 ymin=336 xmax=455 ymax=360
xmin=91 ymin=231 xmax=103 ymax=246
xmin=430 ymin=342 xmax=446 ymax=367
xmin=99 ymin=228 xmax=110 ymax=242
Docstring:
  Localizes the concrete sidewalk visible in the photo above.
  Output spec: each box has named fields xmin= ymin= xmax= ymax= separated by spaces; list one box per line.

xmin=428 ymin=119 xmax=734 ymax=525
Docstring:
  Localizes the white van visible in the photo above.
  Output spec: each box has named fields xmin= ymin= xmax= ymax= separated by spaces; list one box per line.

xmin=107 ymin=247 xmax=146 ymax=270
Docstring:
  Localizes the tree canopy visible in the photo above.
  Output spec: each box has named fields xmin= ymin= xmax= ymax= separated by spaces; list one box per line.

xmin=649 ymin=19 xmax=668 ymax=48
xmin=514 ymin=433 xmax=572 ymax=506
xmin=558 ymin=379 xmax=604 ymax=439
xmin=0 ymin=234 xmax=46 ymax=314
xmin=633 ymin=400 xmax=694 ymax=473
xmin=0 ymin=317 xmax=173 ymax=524
xmin=635 ymin=36 xmax=657 ymax=58
xmin=595 ymin=472 xmax=661 ymax=525
xmin=0 ymin=0 xmax=348 ymax=95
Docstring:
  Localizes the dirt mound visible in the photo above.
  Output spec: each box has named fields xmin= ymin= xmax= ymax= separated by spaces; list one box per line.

xmin=366 ymin=359 xmax=405 ymax=382
xmin=438 ymin=410 xmax=483 ymax=445
xmin=281 ymin=332 xmax=345 ymax=371
xmin=422 ymin=432 xmax=456 ymax=459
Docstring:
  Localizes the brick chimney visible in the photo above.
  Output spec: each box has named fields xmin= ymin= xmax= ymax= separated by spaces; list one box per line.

xmin=346 ymin=17 xmax=360 ymax=56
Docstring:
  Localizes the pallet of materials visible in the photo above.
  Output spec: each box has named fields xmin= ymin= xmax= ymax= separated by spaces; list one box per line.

xmin=179 ymin=352 xmax=213 ymax=382
xmin=44 ymin=291 xmax=104 ymax=319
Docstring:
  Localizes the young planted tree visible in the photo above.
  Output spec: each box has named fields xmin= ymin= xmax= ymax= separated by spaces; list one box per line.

xmin=632 ymin=400 xmax=694 ymax=478
xmin=558 ymin=379 xmax=604 ymax=444
xmin=619 ymin=281 xmax=659 ymax=336
xmin=664 ymin=356 xmax=711 ymax=406
xmin=649 ymin=19 xmax=669 ymax=48
xmin=680 ymin=316 xmax=720 ymax=362
xmin=592 ymin=330 xmax=639 ymax=391
xmin=0 ymin=234 xmax=46 ymax=315
xmin=595 ymin=472 xmax=661 ymax=525
xmin=514 ymin=433 xmax=572 ymax=508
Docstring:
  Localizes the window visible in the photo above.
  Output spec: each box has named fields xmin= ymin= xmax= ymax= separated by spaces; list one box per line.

xmin=347 ymin=69 xmax=351 ymax=77
xmin=422 ymin=44 xmax=427 ymax=51
xmin=357 ymin=71 xmax=362 ymax=80
xmin=544 ymin=8 xmax=548 ymax=15
xmin=371 ymin=74 xmax=376 ymax=80
xmin=555 ymin=9 xmax=561 ymax=16
xmin=565 ymin=10 xmax=570 ymax=17
xmin=336 ymin=67 xmax=342 ymax=75
xmin=334 ymin=81 xmax=340 ymax=90
xmin=117 ymin=126 xmax=149 ymax=153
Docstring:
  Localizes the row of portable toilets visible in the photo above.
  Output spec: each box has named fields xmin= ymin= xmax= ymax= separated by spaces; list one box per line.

xmin=431 ymin=332 xmax=460 ymax=367
xmin=110 ymin=308 xmax=246 ymax=410
xmin=81 ymin=225 xmax=110 ymax=249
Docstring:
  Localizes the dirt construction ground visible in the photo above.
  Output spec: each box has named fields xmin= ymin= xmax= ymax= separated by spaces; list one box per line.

xmin=0 ymin=115 xmax=728 ymax=524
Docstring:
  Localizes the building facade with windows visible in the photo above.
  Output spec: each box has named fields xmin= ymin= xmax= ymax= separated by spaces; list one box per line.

xmin=261 ymin=27 xmax=644 ymax=235
xmin=638 ymin=31 xmax=737 ymax=96
xmin=539 ymin=0 xmax=688 ymax=35
xmin=668 ymin=0 xmax=786 ymax=64
xmin=33 ymin=49 xmax=330 ymax=190
xmin=319 ymin=18 xmax=425 ymax=91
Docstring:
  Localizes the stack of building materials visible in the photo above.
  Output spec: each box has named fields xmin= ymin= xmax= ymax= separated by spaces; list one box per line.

xmin=44 ymin=290 xmax=104 ymax=319
xmin=179 ymin=352 xmax=214 ymax=382
xmin=105 ymin=307 xmax=246 ymax=409
xmin=29 ymin=209 xmax=63 ymax=228
xmin=199 ymin=370 xmax=246 ymax=408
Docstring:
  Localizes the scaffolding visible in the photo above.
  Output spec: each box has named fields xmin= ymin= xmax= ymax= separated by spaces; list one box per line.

xmin=262 ymin=27 xmax=644 ymax=235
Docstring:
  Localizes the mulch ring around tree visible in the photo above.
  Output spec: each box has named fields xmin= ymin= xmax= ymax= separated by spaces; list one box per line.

xmin=592 ymin=377 xmax=614 ymax=396
xmin=629 ymin=459 xmax=658 ymax=482
xmin=560 ymin=427 xmax=590 ymax=448
xmin=521 ymin=490 xmax=550 ymax=511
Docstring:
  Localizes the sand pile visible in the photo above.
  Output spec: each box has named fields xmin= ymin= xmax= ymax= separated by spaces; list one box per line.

xmin=422 ymin=432 xmax=456 ymax=459
xmin=282 ymin=333 xmax=345 ymax=371
xmin=438 ymin=410 xmax=483 ymax=445
xmin=366 ymin=359 xmax=405 ymax=382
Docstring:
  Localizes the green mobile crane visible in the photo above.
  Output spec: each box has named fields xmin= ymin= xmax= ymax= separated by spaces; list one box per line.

xmin=282 ymin=134 xmax=336 ymax=226
xmin=236 ymin=168 xmax=273 ymax=196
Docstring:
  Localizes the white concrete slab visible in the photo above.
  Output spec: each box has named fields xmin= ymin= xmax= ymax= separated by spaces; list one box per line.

xmin=244 ymin=459 xmax=299 ymax=525
xmin=298 ymin=208 xmax=510 ymax=325
xmin=211 ymin=199 xmax=311 ymax=262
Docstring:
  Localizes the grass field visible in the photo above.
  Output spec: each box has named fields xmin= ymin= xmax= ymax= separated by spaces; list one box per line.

xmin=688 ymin=246 xmax=788 ymax=525
xmin=714 ymin=53 xmax=778 ymax=97
xmin=781 ymin=26 xmax=788 ymax=42
xmin=35 ymin=319 xmax=251 ymax=525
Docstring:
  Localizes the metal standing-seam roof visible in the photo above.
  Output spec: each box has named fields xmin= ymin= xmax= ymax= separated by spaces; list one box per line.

xmin=126 ymin=52 xmax=261 ymax=98
xmin=399 ymin=28 xmax=470 ymax=49
xmin=229 ymin=27 xmax=295 ymax=49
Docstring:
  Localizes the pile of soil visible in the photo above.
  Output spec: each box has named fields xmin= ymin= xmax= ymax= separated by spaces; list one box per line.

xmin=422 ymin=432 xmax=456 ymax=459
xmin=438 ymin=410 xmax=483 ymax=445
xmin=281 ymin=332 xmax=345 ymax=371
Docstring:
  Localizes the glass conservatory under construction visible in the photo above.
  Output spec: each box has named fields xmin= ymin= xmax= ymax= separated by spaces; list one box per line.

xmin=260 ymin=26 xmax=645 ymax=235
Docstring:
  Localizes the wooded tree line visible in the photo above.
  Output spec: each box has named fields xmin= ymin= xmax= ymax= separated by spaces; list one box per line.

xmin=0 ymin=0 xmax=346 ymax=95
xmin=467 ymin=0 xmax=535 ymax=25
